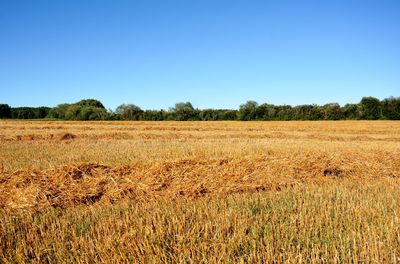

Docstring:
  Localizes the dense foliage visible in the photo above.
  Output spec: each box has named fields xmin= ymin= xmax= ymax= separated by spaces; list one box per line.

xmin=47 ymin=99 xmax=108 ymax=120
xmin=1 ymin=96 xmax=399 ymax=120
xmin=0 ymin=104 xmax=11 ymax=119
xmin=0 ymin=106 xmax=50 ymax=119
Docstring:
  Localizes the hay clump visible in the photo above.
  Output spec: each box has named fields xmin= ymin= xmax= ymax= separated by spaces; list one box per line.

xmin=60 ymin=133 xmax=76 ymax=140
xmin=323 ymin=168 xmax=343 ymax=177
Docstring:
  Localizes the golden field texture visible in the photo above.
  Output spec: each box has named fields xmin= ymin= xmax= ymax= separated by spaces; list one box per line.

xmin=0 ymin=120 xmax=400 ymax=263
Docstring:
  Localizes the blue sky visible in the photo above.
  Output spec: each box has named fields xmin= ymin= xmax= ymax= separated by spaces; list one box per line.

xmin=1 ymin=0 xmax=399 ymax=110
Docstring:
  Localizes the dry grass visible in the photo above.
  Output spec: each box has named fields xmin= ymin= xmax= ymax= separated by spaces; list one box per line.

xmin=0 ymin=120 xmax=399 ymax=262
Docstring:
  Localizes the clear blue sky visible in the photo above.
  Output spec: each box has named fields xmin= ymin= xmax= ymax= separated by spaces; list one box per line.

xmin=1 ymin=0 xmax=399 ymax=110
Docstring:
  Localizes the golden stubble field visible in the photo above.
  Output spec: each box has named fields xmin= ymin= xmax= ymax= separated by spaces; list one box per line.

xmin=1 ymin=120 xmax=400 ymax=263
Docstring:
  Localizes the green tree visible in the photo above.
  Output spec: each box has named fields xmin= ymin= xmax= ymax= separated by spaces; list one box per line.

xmin=359 ymin=97 xmax=381 ymax=120
xmin=275 ymin=105 xmax=293 ymax=120
xmin=47 ymin=104 xmax=71 ymax=119
xmin=381 ymin=97 xmax=400 ymax=120
xmin=322 ymin=103 xmax=342 ymax=120
xmin=171 ymin=102 xmax=198 ymax=121
xmin=65 ymin=105 xmax=82 ymax=120
xmin=141 ymin=110 xmax=165 ymax=121
xmin=115 ymin=104 xmax=143 ymax=120
xmin=78 ymin=107 xmax=108 ymax=120
xmin=218 ymin=110 xmax=238 ymax=120
xmin=35 ymin=107 xmax=50 ymax=118
xmin=11 ymin=107 xmax=35 ymax=119
xmin=0 ymin=104 xmax=11 ymax=119
xmin=293 ymin=105 xmax=323 ymax=120
xmin=199 ymin=109 xmax=218 ymax=121
xmin=342 ymin=104 xmax=360 ymax=119
xmin=47 ymin=99 xmax=108 ymax=120
xmin=76 ymin=99 xmax=105 ymax=109
xmin=238 ymin=101 xmax=258 ymax=121
xmin=256 ymin=103 xmax=276 ymax=120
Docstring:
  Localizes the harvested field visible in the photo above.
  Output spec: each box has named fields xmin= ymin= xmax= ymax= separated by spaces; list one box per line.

xmin=1 ymin=120 xmax=400 ymax=262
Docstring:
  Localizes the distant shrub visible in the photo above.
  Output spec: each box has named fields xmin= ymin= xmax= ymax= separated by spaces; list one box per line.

xmin=0 ymin=104 xmax=11 ymax=119
xmin=47 ymin=99 xmax=109 ymax=120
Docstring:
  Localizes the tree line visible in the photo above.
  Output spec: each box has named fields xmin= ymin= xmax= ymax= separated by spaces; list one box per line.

xmin=0 ymin=96 xmax=399 ymax=121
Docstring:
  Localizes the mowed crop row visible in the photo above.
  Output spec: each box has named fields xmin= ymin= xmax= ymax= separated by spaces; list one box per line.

xmin=1 ymin=120 xmax=399 ymax=170
xmin=1 ymin=120 xmax=399 ymax=211
xmin=1 ymin=120 xmax=400 ymax=262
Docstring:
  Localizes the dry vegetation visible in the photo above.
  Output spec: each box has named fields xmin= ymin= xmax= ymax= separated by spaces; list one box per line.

xmin=0 ymin=120 xmax=399 ymax=263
